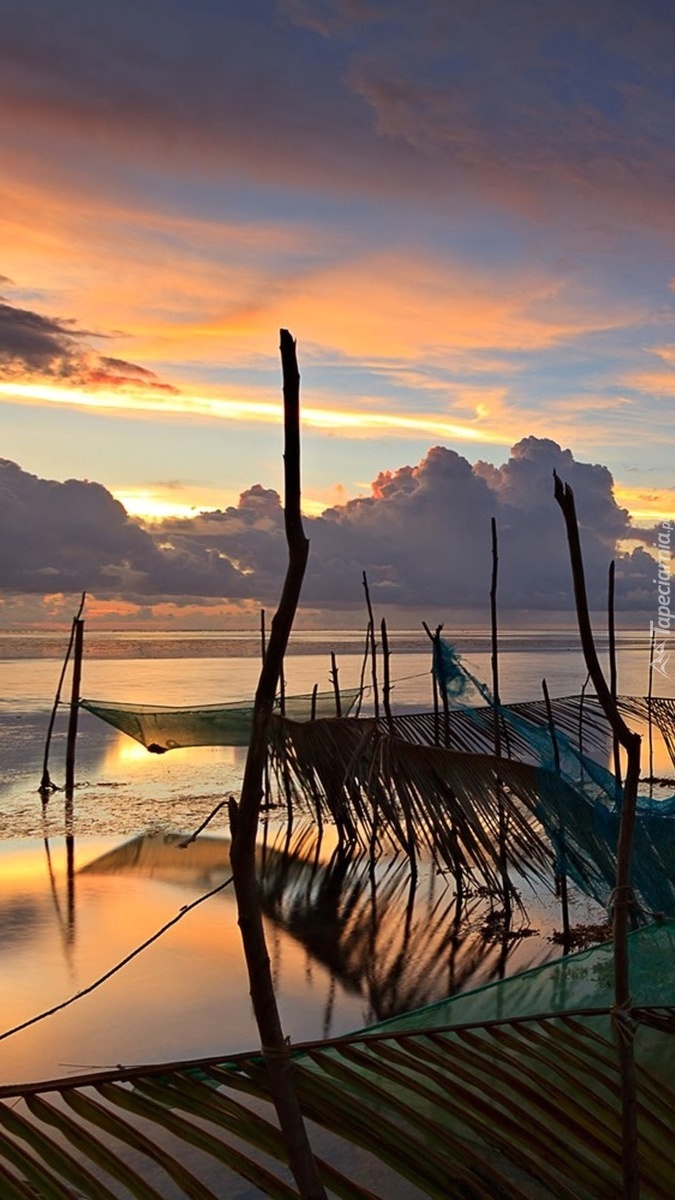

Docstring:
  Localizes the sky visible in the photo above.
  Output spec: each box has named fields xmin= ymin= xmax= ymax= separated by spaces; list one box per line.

xmin=0 ymin=0 xmax=673 ymax=629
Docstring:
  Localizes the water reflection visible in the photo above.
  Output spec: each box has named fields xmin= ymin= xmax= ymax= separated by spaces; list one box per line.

xmin=80 ymin=823 xmax=542 ymax=1029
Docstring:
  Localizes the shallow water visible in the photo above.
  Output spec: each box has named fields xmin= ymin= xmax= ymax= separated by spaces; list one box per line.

xmin=0 ymin=828 xmax=601 ymax=1088
xmin=0 ymin=630 xmax=670 ymax=1088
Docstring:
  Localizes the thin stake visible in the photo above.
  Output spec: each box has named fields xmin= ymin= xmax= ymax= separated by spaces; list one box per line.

xmin=354 ymin=624 xmax=370 ymax=718
xmin=362 ymin=571 xmax=380 ymax=719
xmin=579 ymin=671 xmax=591 ymax=791
xmin=380 ymin=618 xmax=394 ymax=732
xmin=490 ymin=517 xmax=511 ymax=916
xmin=64 ymin=618 xmax=84 ymax=805
xmin=647 ymin=624 xmax=655 ymax=788
xmin=554 ymin=471 xmax=641 ymax=1200
xmin=329 ymin=651 xmax=342 ymax=718
xmin=608 ymin=560 xmax=623 ymax=799
xmin=39 ymin=592 xmax=85 ymax=796
xmin=423 ymin=621 xmax=443 ymax=745
xmin=542 ymin=676 xmax=570 ymax=953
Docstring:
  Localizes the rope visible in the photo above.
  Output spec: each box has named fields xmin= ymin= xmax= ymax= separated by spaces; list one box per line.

xmin=0 ymin=875 xmax=233 ymax=1045
xmin=611 ymin=1002 xmax=637 ymax=1045
xmin=261 ymin=1041 xmax=292 ymax=1060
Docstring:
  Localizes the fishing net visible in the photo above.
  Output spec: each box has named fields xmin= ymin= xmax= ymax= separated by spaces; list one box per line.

xmin=431 ymin=638 xmax=675 ymax=914
xmin=79 ymin=689 xmax=360 ymax=753
xmin=345 ymin=915 xmax=675 ymax=1035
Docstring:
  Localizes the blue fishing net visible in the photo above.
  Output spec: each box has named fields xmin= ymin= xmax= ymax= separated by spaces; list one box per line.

xmin=432 ymin=638 xmax=675 ymax=915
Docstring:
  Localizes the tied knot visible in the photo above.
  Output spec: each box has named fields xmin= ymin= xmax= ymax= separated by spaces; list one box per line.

xmin=607 ymin=885 xmax=637 ymax=916
xmin=611 ymin=1001 xmax=636 ymax=1046
xmin=261 ymin=1040 xmax=292 ymax=1062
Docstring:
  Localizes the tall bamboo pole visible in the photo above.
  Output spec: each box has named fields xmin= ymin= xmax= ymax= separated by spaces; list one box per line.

xmin=329 ymin=651 xmax=342 ymax=718
xmin=64 ymin=616 xmax=84 ymax=949
xmin=380 ymin=618 xmax=394 ymax=732
xmin=362 ymin=571 xmax=380 ymax=719
xmin=64 ymin=618 xmax=84 ymax=804
xmin=422 ymin=621 xmax=442 ymax=745
xmin=542 ymin=676 xmax=570 ymax=952
xmin=647 ymin=625 xmax=655 ymax=787
xmin=608 ymin=560 xmax=623 ymax=799
xmin=554 ymin=471 xmax=641 ymax=1200
xmin=228 ymin=331 xmax=326 ymax=1199
xmin=39 ymin=592 xmax=86 ymax=796
xmin=490 ymin=518 xmax=511 ymax=915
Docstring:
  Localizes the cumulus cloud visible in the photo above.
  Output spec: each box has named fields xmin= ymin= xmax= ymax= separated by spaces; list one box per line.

xmin=0 ymin=296 xmax=177 ymax=392
xmin=0 ymin=458 xmax=248 ymax=597
xmin=0 ymin=440 xmax=660 ymax=613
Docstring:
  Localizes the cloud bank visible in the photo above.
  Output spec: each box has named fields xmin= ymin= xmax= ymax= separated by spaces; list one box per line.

xmin=0 ymin=438 xmax=659 ymax=617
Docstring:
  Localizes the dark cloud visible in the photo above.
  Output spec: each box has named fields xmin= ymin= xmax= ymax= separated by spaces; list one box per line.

xmin=0 ymin=297 xmax=178 ymax=392
xmin=0 ymin=440 xmax=660 ymax=612
xmin=0 ymin=458 xmax=249 ymax=598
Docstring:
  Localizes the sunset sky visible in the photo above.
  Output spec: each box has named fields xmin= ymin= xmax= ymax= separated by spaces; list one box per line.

xmin=1 ymin=0 xmax=673 ymax=626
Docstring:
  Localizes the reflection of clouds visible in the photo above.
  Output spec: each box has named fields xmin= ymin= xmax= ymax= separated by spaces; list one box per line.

xmin=0 ymin=895 xmax=45 ymax=947
xmin=81 ymin=825 xmax=553 ymax=1022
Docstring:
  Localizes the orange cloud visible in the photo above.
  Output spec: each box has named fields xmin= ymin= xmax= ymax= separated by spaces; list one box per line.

xmin=613 ymin=486 xmax=675 ymax=524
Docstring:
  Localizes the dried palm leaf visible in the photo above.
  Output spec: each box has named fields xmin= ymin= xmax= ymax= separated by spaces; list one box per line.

xmin=1 ymin=998 xmax=673 ymax=1199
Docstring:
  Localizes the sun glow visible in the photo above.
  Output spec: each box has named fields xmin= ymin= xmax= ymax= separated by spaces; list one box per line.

xmin=0 ymin=380 xmax=506 ymax=444
xmin=113 ymin=490 xmax=219 ymax=521
xmin=614 ymin=485 xmax=675 ymax=524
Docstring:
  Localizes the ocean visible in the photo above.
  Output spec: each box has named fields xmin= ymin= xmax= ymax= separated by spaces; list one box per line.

xmin=0 ymin=626 xmax=668 ymax=1088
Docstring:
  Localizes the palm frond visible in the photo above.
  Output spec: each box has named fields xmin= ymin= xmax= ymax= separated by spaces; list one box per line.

xmin=268 ymin=716 xmax=559 ymax=892
xmin=1 ymin=998 xmax=674 ymax=1198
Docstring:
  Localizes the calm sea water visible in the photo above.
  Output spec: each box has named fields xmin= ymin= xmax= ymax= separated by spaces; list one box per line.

xmin=0 ymin=627 xmax=668 ymax=1089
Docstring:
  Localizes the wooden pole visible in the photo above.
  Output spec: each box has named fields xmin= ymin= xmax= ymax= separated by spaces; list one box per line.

xmin=64 ymin=615 xmax=84 ymax=949
xmin=490 ymin=518 xmax=511 ymax=916
xmin=228 ymin=331 xmax=326 ymax=1199
xmin=329 ymin=651 xmax=342 ymax=718
xmin=64 ymin=618 xmax=84 ymax=804
xmin=608 ymin=560 xmax=623 ymax=799
xmin=362 ymin=571 xmax=380 ymax=719
xmin=542 ymin=676 xmax=570 ymax=952
xmin=647 ymin=624 xmax=655 ymax=787
xmin=554 ymin=471 xmax=641 ymax=1200
xmin=423 ymin=621 xmax=444 ymax=744
xmin=380 ymin=618 xmax=394 ymax=732
xmin=39 ymin=592 xmax=85 ymax=796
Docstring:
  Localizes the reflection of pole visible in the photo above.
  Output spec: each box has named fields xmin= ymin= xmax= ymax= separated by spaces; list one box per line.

xmin=66 ymin=826 xmax=76 ymax=947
